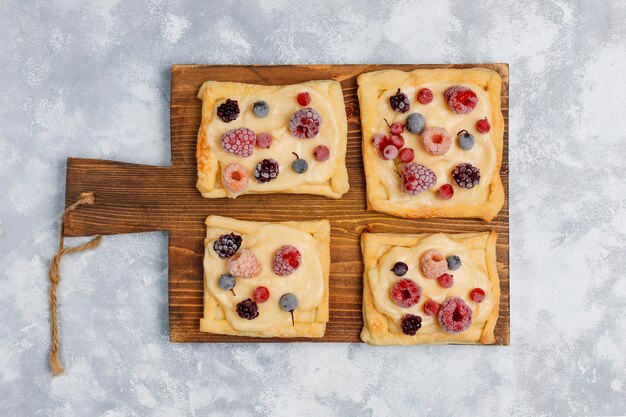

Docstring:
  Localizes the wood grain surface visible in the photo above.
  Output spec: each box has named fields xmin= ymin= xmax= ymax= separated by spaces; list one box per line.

xmin=64 ymin=64 xmax=509 ymax=345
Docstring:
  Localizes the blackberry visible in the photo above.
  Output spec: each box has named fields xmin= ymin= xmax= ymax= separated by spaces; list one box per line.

xmin=452 ymin=163 xmax=480 ymax=189
xmin=389 ymin=89 xmax=410 ymax=113
xmin=213 ymin=232 xmax=242 ymax=259
xmin=254 ymin=158 xmax=279 ymax=183
xmin=236 ymin=298 xmax=259 ymax=320
xmin=400 ymin=314 xmax=422 ymax=336
xmin=217 ymin=98 xmax=240 ymax=123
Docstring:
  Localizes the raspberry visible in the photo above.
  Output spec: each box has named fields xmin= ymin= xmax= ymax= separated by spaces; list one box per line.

xmin=289 ymin=107 xmax=321 ymax=139
xmin=256 ymin=132 xmax=273 ymax=149
xmin=236 ymin=298 xmax=259 ymax=320
xmin=253 ymin=286 xmax=270 ymax=303
xmin=423 ymin=300 xmax=441 ymax=316
xmin=421 ymin=127 xmax=451 ymax=155
xmin=452 ymin=163 xmax=480 ymax=189
xmin=389 ymin=89 xmax=410 ymax=113
xmin=220 ymin=127 xmax=256 ymax=157
xmin=216 ymin=98 xmax=240 ymax=122
xmin=389 ymin=134 xmax=405 ymax=149
xmin=444 ymin=86 xmax=478 ymax=114
xmin=313 ymin=145 xmax=330 ymax=162
xmin=400 ymin=314 xmax=422 ymax=336
xmin=438 ymin=297 xmax=473 ymax=333
xmin=391 ymin=278 xmax=422 ymax=308
xmin=254 ymin=158 xmax=279 ymax=183
xmin=222 ymin=163 xmax=250 ymax=193
xmin=476 ymin=117 xmax=491 ymax=133
xmin=273 ymin=245 xmax=302 ymax=276
xmin=297 ymin=92 xmax=311 ymax=106
xmin=399 ymin=148 xmax=415 ymax=163
xmin=420 ymin=249 xmax=447 ymax=279
xmin=470 ymin=288 xmax=486 ymax=303
xmin=382 ymin=145 xmax=398 ymax=160
xmin=227 ymin=249 xmax=261 ymax=278
xmin=417 ymin=88 xmax=433 ymax=105
xmin=213 ymin=233 xmax=242 ymax=259
xmin=402 ymin=163 xmax=437 ymax=195
xmin=438 ymin=184 xmax=454 ymax=200
xmin=437 ymin=273 xmax=454 ymax=288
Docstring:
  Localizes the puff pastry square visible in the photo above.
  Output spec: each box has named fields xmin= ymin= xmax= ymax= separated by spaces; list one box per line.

xmin=357 ymin=68 xmax=505 ymax=221
xmin=200 ymin=215 xmax=330 ymax=338
xmin=361 ymin=231 xmax=500 ymax=345
xmin=196 ymin=80 xmax=349 ymax=199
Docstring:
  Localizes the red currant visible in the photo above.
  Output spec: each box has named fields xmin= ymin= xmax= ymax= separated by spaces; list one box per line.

xmin=253 ymin=286 xmax=270 ymax=303
xmin=437 ymin=273 xmax=454 ymax=288
xmin=438 ymin=184 xmax=454 ymax=200
xmin=417 ymin=88 xmax=433 ymax=105
xmin=297 ymin=92 xmax=311 ymax=106
xmin=476 ymin=117 xmax=491 ymax=133
xmin=470 ymin=288 xmax=486 ymax=303
xmin=399 ymin=147 xmax=415 ymax=163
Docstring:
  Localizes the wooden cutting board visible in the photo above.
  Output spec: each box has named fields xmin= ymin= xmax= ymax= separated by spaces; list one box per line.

xmin=64 ymin=64 xmax=509 ymax=344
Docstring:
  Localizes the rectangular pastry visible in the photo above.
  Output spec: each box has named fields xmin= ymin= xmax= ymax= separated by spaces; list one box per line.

xmin=357 ymin=68 xmax=505 ymax=221
xmin=200 ymin=215 xmax=330 ymax=338
xmin=196 ymin=80 xmax=349 ymax=199
xmin=360 ymin=231 xmax=500 ymax=345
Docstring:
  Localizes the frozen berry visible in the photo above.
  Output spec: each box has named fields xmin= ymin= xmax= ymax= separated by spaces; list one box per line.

xmin=253 ymin=286 xmax=270 ymax=303
xmin=254 ymin=158 xmax=279 ymax=183
xmin=313 ymin=145 xmax=330 ymax=162
xmin=421 ymin=127 xmax=451 ymax=155
xmin=279 ymin=293 xmax=299 ymax=326
xmin=476 ymin=117 xmax=491 ymax=133
xmin=470 ymin=288 xmax=486 ymax=303
xmin=446 ymin=255 xmax=462 ymax=270
xmin=406 ymin=113 xmax=425 ymax=134
xmin=216 ymin=98 xmax=240 ymax=122
xmin=388 ymin=120 xmax=404 ymax=134
xmin=444 ymin=86 xmax=478 ymax=114
xmin=389 ymin=134 xmax=405 ymax=149
xmin=218 ymin=273 xmax=236 ymax=295
xmin=213 ymin=233 xmax=242 ymax=259
xmin=457 ymin=130 xmax=475 ymax=150
xmin=372 ymin=133 xmax=389 ymax=150
xmin=417 ymin=88 xmax=433 ymax=105
xmin=236 ymin=298 xmax=259 ymax=320
xmin=420 ymin=249 xmax=447 ymax=279
xmin=437 ymin=273 xmax=454 ymax=288
xmin=391 ymin=261 xmax=408 ymax=276
xmin=400 ymin=314 xmax=422 ymax=336
xmin=297 ymin=92 xmax=311 ymax=106
xmin=252 ymin=100 xmax=269 ymax=118
xmin=423 ymin=300 xmax=441 ymax=316
xmin=399 ymin=147 xmax=415 ymax=163
xmin=452 ymin=163 xmax=480 ymax=189
xmin=273 ymin=245 xmax=301 ymax=276
xmin=402 ymin=163 xmax=437 ymax=195
xmin=438 ymin=184 xmax=454 ymax=200
xmin=438 ymin=297 xmax=472 ymax=333
xmin=256 ymin=132 xmax=273 ymax=149
xmin=222 ymin=163 xmax=250 ymax=193
xmin=291 ymin=153 xmax=308 ymax=174
xmin=382 ymin=145 xmax=398 ymax=160
xmin=391 ymin=278 xmax=422 ymax=308
xmin=227 ymin=249 xmax=262 ymax=278
xmin=389 ymin=89 xmax=410 ymax=113
xmin=220 ymin=128 xmax=256 ymax=157
xmin=289 ymin=108 xmax=321 ymax=139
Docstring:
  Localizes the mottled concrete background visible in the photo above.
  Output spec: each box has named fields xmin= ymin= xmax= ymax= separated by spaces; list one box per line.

xmin=0 ymin=1 xmax=625 ymax=416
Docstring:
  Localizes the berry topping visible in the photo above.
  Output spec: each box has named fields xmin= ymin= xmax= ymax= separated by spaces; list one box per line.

xmin=279 ymin=293 xmax=299 ymax=326
xmin=297 ymin=92 xmax=311 ymax=106
xmin=438 ymin=297 xmax=473 ymax=333
xmin=401 ymin=314 xmax=422 ymax=336
xmin=385 ymin=119 xmax=404 ymax=134
xmin=399 ymin=147 xmax=415 ymax=163
xmin=254 ymin=158 xmax=280 ymax=183
xmin=476 ymin=117 xmax=491 ymax=133
xmin=470 ymin=288 xmax=486 ymax=303
xmin=391 ymin=261 xmax=408 ymax=276
xmin=389 ymin=89 xmax=410 ymax=113
xmin=420 ymin=249 xmax=447 ymax=279
xmin=437 ymin=273 xmax=454 ymax=288
xmin=406 ymin=113 xmax=426 ymax=134
xmin=402 ymin=163 xmax=437 ymax=195
xmin=313 ymin=145 xmax=330 ymax=162
xmin=444 ymin=86 xmax=478 ymax=114
xmin=256 ymin=132 xmax=273 ymax=149
xmin=391 ymin=278 xmax=422 ymax=308
xmin=382 ymin=145 xmax=398 ymax=160
xmin=273 ymin=245 xmax=302 ymax=276
xmin=213 ymin=233 xmax=242 ymax=259
xmin=216 ymin=98 xmax=240 ymax=122
xmin=220 ymin=127 xmax=256 ymax=157
xmin=227 ymin=249 xmax=262 ymax=278
xmin=218 ymin=273 xmax=236 ymax=295
xmin=446 ymin=255 xmax=462 ymax=270
xmin=222 ymin=163 xmax=250 ymax=193
xmin=291 ymin=152 xmax=308 ymax=174
xmin=438 ymin=184 xmax=454 ymax=200
xmin=389 ymin=134 xmax=405 ymax=149
xmin=417 ymin=88 xmax=433 ymax=105
xmin=452 ymin=163 xmax=480 ymax=189
xmin=372 ymin=133 xmax=389 ymax=150
xmin=236 ymin=298 xmax=259 ymax=320
xmin=253 ymin=286 xmax=270 ymax=303
xmin=423 ymin=300 xmax=441 ymax=316
xmin=457 ymin=130 xmax=475 ymax=150
xmin=289 ymin=108 xmax=321 ymax=139
xmin=421 ymin=127 xmax=452 ymax=155
xmin=252 ymin=100 xmax=269 ymax=118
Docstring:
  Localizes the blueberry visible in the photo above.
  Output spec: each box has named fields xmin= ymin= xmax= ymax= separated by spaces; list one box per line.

xmin=446 ymin=255 xmax=462 ymax=270
xmin=457 ymin=130 xmax=475 ymax=150
xmin=218 ymin=274 xmax=235 ymax=291
xmin=252 ymin=100 xmax=269 ymax=118
xmin=291 ymin=153 xmax=308 ymax=174
xmin=406 ymin=113 xmax=425 ymax=134
xmin=391 ymin=261 xmax=408 ymax=276
xmin=279 ymin=293 xmax=299 ymax=312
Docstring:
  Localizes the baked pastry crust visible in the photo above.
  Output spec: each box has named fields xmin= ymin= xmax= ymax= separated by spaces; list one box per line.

xmin=200 ymin=215 xmax=330 ymax=338
xmin=196 ymin=80 xmax=349 ymax=199
xmin=360 ymin=231 xmax=500 ymax=345
xmin=357 ymin=68 xmax=505 ymax=221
